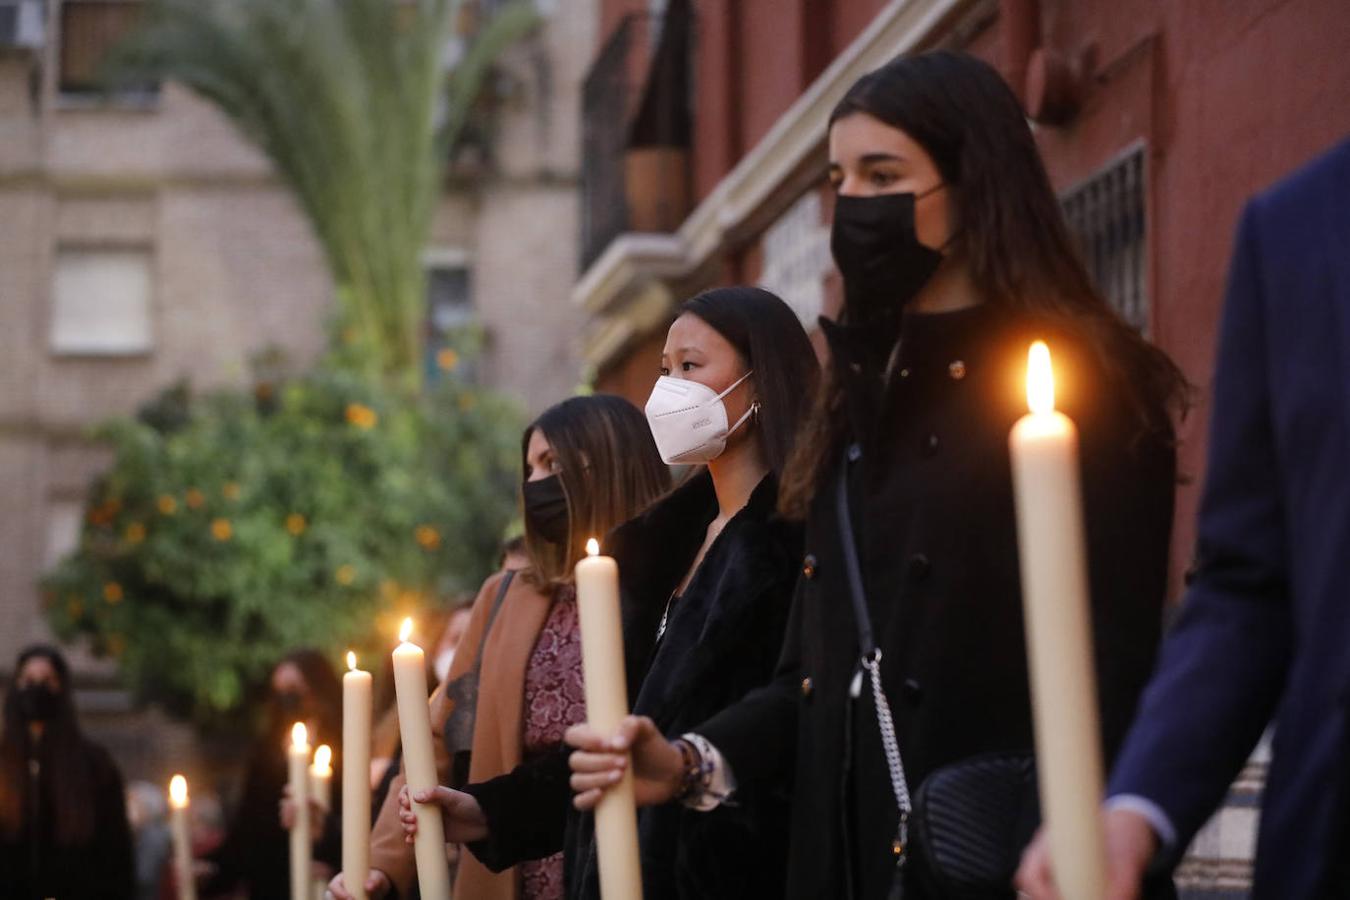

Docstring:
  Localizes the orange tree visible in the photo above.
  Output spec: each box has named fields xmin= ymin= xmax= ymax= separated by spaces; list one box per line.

xmin=42 ymin=366 xmax=521 ymax=721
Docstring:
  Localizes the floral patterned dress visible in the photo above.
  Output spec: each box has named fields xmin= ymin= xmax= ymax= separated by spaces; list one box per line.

xmin=518 ymin=584 xmax=587 ymax=900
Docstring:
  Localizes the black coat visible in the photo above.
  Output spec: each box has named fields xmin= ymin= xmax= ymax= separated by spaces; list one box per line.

xmin=699 ymin=304 xmax=1177 ymax=899
xmin=465 ymin=471 xmax=801 ymax=900
xmin=0 ymin=736 xmax=135 ymax=900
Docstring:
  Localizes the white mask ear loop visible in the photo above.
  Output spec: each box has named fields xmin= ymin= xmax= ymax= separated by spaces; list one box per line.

xmin=713 ymin=369 xmax=754 ymax=402
xmin=719 ymin=370 xmax=756 ymax=438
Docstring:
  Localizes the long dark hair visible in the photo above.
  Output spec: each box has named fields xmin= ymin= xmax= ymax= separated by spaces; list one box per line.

xmin=780 ymin=50 xmax=1188 ymax=517
xmin=678 ymin=286 xmax=820 ymax=478
xmin=522 ymin=395 xmax=670 ymax=586
xmin=0 ymin=645 xmax=95 ymax=845
xmin=276 ymin=648 xmax=343 ymax=743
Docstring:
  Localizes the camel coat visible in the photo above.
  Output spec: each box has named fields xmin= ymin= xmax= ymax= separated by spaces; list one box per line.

xmin=368 ymin=568 xmax=559 ymax=900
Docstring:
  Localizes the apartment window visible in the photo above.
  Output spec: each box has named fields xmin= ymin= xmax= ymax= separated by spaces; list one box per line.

xmin=58 ymin=0 xmax=155 ymax=97
xmin=50 ymin=246 xmax=154 ymax=355
xmin=1060 ymin=145 xmax=1149 ymax=334
xmin=425 ymin=256 xmax=476 ymax=382
xmin=0 ymin=0 xmax=46 ymax=49
xmin=45 ymin=497 xmax=84 ymax=569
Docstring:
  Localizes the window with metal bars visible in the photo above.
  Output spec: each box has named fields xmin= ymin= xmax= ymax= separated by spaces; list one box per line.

xmin=58 ymin=1 xmax=139 ymax=93
xmin=1060 ymin=144 xmax=1148 ymax=334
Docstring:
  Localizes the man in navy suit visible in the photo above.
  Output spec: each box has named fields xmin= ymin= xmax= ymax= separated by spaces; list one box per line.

xmin=1018 ymin=135 xmax=1350 ymax=899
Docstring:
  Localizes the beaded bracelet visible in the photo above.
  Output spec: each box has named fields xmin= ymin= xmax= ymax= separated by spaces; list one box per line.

xmin=672 ymin=737 xmax=705 ymax=803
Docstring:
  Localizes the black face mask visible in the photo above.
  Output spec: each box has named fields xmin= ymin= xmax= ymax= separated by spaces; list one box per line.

xmin=522 ymin=475 xmax=570 ymax=547
xmin=273 ymin=691 xmax=304 ymax=716
xmin=16 ymin=684 xmax=61 ymax=722
xmin=830 ymin=189 xmax=946 ymax=325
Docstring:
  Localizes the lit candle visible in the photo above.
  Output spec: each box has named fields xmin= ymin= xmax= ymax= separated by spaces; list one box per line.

xmin=1009 ymin=341 xmax=1107 ymax=897
xmin=392 ymin=618 xmax=451 ymax=899
xmin=288 ymin=722 xmax=312 ymax=900
xmin=309 ymin=744 xmax=333 ymax=812
xmin=574 ymin=539 xmax=644 ymax=900
xmin=342 ymin=651 xmax=372 ymax=900
xmin=168 ymin=774 xmax=196 ymax=900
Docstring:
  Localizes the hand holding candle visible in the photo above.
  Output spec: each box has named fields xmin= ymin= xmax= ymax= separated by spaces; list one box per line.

xmin=575 ymin=539 xmax=644 ymax=900
xmin=288 ymin=722 xmax=312 ymax=900
xmin=168 ymin=775 xmax=196 ymax=900
xmin=342 ymin=651 xmax=373 ymax=900
xmin=1009 ymin=341 xmax=1107 ymax=898
xmin=391 ymin=618 xmax=451 ymax=900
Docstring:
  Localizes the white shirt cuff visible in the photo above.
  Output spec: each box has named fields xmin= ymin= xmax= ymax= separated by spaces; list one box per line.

xmin=1106 ymin=793 xmax=1178 ymax=850
xmin=680 ymin=733 xmax=737 ymax=811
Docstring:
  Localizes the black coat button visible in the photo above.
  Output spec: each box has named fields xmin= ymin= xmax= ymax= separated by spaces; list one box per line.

xmin=921 ymin=434 xmax=939 ymax=457
xmin=906 ymin=554 xmax=931 ymax=581
xmin=802 ymin=554 xmax=818 ymax=579
xmin=902 ymin=678 xmax=923 ymax=705
xmin=801 ymin=677 xmax=814 ymax=698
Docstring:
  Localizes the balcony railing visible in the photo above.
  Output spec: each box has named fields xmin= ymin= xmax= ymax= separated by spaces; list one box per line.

xmin=580 ymin=14 xmax=656 ymax=271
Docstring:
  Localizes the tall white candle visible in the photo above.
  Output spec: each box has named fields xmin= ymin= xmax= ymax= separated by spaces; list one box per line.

xmin=288 ymin=722 xmax=313 ymax=900
xmin=168 ymin=774 xmax=196 ymax=900
xmin=574 ymin=539 xmax=644 ymax=900
xmin=392 ymin=618 xmax=451 ymax=900
xmin=1009 ymin=341 xmax=1107 ymax=898
xmin=342 ymin=651 xmax=372 ymax=900
xmin=309 ymin=744 xmax=333 ymax=812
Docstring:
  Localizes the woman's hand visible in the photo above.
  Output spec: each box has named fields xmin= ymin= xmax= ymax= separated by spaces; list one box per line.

xmin=278 ymin=785 xmax=327 ymax=841
xmin=397 ymin=783 xmax=490 ymax=844
xmin=326 ymin=869 xmax=392 ymax=900
xmin=565 ymin=715 xmax=685 ymax=810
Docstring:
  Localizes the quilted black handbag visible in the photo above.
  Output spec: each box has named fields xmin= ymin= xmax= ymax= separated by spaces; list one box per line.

xmin=909 ymin=752 xmax=1039 ymax=898
xmin=442 ymin=569 xmax=514 ymax=788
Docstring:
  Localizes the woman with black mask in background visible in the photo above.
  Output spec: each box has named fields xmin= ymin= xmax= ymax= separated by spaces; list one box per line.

xmin=332 ymin=395 xmax=669 ymax=900
xmin=567 ymin=51 xmax=1186 ymax=899
xmin=0 ymin=644 xmax=135 ymax=899
xmin=202 ymin=648 xmax=343 ymax=897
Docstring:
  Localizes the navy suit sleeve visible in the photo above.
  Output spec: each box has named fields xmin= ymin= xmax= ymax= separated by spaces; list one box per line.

xmin=1108 ymin=200 xmax=1295 ymax=852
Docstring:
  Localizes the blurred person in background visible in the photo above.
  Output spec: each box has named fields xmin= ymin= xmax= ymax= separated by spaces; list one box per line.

xmin=0 ymin=644 xmax=135 ymax=899
xmin=201 ymin=649 xmax=342 ymax=898
xmin=126 ymin=780 xmax=172 ymax=900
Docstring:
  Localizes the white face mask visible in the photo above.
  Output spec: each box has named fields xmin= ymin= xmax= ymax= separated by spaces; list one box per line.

xmin=644 ymin=370 xmax=757 ymax=465
xmin=433 ymin=649 xmax=455 ymax=683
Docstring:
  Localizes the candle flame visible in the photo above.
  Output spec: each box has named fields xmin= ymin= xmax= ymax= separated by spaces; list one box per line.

xmin=291 ymin=721 xmax=308 ymax=748
xmin=168 ymin=774 xmax=188 ymax=808
xmin=1027 ymin=341 xmax=1056 ymax=415
xmin=347 ymin=650 xmax=357 ymax=672
xmin=399 ymin=617 xmax=413 ymax=643
xmin=586 ymin=538 xmax=599 ymax=557
xmin=312 ymin=744 xmax=332 ymax=775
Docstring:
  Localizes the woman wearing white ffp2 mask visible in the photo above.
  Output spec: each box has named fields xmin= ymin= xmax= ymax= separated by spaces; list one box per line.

xmin=644 ymin=369 xmax=758 ymax=465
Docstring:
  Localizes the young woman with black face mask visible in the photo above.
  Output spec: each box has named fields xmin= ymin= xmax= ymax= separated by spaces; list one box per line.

xmin=566 ymin=51 xmax=1188 ymax=899
xmin=385 ymin=286 xmax=819 ymax=900
xmin=330 ymin=395 xmax=668 ymax=900
xmin=203 ymin=648 xmax=344 ymax=897
xmin=0 ymin=644 xmax=135 ymax=899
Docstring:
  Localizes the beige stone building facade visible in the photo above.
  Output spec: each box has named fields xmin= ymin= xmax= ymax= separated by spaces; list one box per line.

xmin=0 ymin=0 xmax=594 ymax=777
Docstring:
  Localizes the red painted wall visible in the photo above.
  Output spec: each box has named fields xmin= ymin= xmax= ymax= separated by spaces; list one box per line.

xmin=964 ymin=0 xmax=1350 ymax=594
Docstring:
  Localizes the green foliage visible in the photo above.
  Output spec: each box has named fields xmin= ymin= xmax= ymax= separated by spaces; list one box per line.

xmin=102 ymin=0 xmax=540 ymax=385
xmin=43 ymin=367 xmax=523 ymax=722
